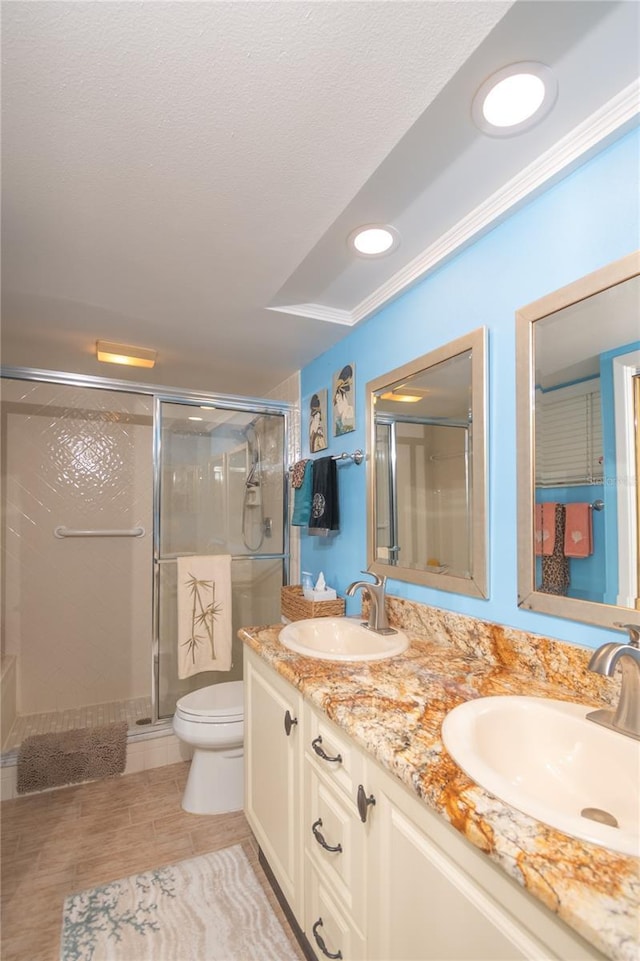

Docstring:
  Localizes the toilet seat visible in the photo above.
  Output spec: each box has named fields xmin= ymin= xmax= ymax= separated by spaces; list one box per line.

xmin=175 ymin=680 xmax=244 ymax=723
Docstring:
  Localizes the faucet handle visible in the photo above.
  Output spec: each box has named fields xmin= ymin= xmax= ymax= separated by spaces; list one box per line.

xmin=613 ymin=623 xmax=640 ymax=648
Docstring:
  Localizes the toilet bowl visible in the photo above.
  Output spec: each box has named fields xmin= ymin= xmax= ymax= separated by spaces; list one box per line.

xmin=172 ymin=680 xmax=244 ymax=815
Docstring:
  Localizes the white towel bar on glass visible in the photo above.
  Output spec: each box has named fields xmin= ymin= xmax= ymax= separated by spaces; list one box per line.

xmin=157 ymin=552 xmax=286 ymax=563
xmin=54 ymin=526 xmax=145 ymax=538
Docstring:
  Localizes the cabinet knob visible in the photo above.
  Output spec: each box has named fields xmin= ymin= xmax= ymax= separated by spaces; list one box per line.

xmin=283 ymin=709 xmax=298 ymax=736
xmin=312 ymin=917 xmax=343 ymax=959
xmin=311 ymin=735 xmax=342 ymax=764
xmin=357 ymin=783 xmax=376 ymax=823
xmin=311 ymin=818 xmax=343 ymax=854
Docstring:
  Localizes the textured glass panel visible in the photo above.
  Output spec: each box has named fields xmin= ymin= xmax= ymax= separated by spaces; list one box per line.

xmin=158 ymin=557 xmax=284 ymax=718
xmin=157 ymin=402 xmax=286 ymax=717
xmin=159 ymin=406 xmax=285 ymax=557
xmin=1 ymin=380 xmax=153 ymax=716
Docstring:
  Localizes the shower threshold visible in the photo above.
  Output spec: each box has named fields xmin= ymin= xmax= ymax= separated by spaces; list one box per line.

xmin=2 ymin=695 xmax=155 ymax=753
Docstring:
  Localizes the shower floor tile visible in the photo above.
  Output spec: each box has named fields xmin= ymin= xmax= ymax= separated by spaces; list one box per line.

xmin=2 ymin=695 xmax=153 ymax=752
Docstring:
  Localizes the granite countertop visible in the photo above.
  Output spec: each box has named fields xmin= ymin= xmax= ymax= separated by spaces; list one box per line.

xmin=239 ymin=616 xmax=640 ymax=961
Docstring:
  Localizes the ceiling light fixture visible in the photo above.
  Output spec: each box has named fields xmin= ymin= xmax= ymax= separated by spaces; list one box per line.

xmin=96 ymin=341 xmax=157 ymax=369
xmin=349 ymin=224 xmax=400 ymax=257
xmin=472 ymin=62 xmax=557 ymax=137
xmin=380 ymin=390 xmax=423 ymax=403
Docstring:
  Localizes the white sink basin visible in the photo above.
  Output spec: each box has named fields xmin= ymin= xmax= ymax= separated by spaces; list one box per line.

xmin=279 ymin=617 xmax=409 ymax=662
xmin=442 ymin=696 xmax=640 ymax=856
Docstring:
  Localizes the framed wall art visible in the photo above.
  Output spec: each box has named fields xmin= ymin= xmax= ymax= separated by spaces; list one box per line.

xmin=333 ymin=363 xmax=355 ymax=436
xmin=309 ymin=389 xmax=328 ymax=452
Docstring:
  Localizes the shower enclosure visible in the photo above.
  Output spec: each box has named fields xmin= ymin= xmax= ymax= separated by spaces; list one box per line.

xmin=375 ymin=415 xmax=471 ymax=576
xmin=0 ymin=370 xmax=290 ymax=752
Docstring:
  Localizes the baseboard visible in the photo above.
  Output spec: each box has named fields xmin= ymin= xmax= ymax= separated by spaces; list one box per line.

xmin=258 ymin=847 xmax=317 ymax=961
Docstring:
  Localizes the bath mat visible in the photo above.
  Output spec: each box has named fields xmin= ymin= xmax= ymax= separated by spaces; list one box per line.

xmin=17 ymin=721 xmax=127 ymax=794
xmin=59 ymin=843 xmax=301 ymax=961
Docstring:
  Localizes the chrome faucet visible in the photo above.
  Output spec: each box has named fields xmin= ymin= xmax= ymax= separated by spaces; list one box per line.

xmin=345 ymin=571 xmax=396 ymax=635
xmin=587 ymin=623 xmax=640 ymax=741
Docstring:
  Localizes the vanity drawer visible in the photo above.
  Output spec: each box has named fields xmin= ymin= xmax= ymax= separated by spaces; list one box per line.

xmin=305 ymin=855 xmax=366 ymax=961
xmin=305 ymin=703 xmax=364 ymax=801
xmin=305 ymin=760 xmax=366 ymax=928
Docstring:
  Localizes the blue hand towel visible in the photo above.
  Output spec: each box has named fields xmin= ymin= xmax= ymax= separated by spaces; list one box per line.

xmin=308 ymin=456 xmax=339 ymax=535
xmin=291 ymin=460 xmax=312 ymax=526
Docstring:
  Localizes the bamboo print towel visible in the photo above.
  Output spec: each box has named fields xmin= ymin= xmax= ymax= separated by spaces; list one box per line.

xmin=177 ymin=555 xmax=232 ymax=679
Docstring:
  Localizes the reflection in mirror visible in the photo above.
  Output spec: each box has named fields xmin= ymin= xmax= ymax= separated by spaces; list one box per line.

xmin=517 ymin=251 xmax=640 ymax=628
xmin=366 ymin=329 xmax=488 ymax=599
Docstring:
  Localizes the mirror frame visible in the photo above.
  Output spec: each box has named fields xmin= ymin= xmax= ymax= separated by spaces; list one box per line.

xmin=516 ymin=250 xmax=640 ymax=629
xmin=366 ymin=327 xmax=488 ymax=598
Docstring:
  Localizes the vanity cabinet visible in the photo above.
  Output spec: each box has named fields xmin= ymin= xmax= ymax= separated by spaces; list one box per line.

xmin=365 ymin=760 xmax=565 ymax=961
xmin=304 ymin=705 xmax=367 ymax=959
xmin=244 ymin=647 xmax=303 ymax=919
xmin=244 ymin=650 xmax=606 ymax=961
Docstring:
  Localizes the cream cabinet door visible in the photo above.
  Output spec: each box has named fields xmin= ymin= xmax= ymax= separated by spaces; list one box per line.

xmin=244 ymin=648 xmax=303 ymax=918
xmin=365 ymin=761 xmax=555 ymax=961
xmin=305 ymin=856 xmax=367 ymax=961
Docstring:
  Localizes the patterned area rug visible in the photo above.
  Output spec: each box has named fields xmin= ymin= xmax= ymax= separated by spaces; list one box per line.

xmin=60 ymin=844 xmax=300 ymax=961
xmin=17 ymin=722 xmax=128 ymax=794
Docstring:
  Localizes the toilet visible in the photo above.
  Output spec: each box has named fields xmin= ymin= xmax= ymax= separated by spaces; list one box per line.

xmin=172 ymin=680 xmax=244 ymax=815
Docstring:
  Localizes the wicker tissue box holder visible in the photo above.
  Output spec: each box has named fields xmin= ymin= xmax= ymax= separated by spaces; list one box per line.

xmin=281 ymin=585 xmax=345 ymax=622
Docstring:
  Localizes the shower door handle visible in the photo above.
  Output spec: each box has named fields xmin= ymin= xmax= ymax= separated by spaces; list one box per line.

xmin=284 ymin=709 xmax=298 ymax=736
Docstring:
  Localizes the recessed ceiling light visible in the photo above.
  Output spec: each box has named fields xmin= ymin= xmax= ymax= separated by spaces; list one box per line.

xmin=472 ymin=62 xmax=557 ymax=137
xmin=96 ymin=340 xmax=157 ymax=368
xmin=349 ymin=224 xmax=400 ymax=257
xmin=188 ymin=416 xmax=203 ymax=422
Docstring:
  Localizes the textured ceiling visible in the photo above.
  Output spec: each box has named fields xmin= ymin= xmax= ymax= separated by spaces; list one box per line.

xmin=1 ymin=1 xmax=637 ymax=395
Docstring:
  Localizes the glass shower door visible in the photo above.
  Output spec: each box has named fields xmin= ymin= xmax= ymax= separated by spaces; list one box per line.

xmin=1 ymin=378 xmax=154 ymax=747
xmin=156 ymin=402 xmax=286 ymax=718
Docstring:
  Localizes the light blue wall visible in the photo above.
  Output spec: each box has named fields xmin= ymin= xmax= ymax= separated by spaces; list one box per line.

xmin=300 ymin=127 xmax=640 ymax=650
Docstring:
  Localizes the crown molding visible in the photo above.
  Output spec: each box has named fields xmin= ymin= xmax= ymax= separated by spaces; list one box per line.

xmin=267 ymin=82 xmax=639 ymax=331
xmin=267 ymin=302 xmax=355 ymax=326
xmin=351 ymin=79 xmax=640 ymax=325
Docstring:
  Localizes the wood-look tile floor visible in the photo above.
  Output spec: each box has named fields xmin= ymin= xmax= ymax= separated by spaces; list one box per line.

xmin=0 ymin=761 xmax=304 ymax=961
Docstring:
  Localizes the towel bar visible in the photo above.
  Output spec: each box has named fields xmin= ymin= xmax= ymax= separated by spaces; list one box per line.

xmin=331 ymin=449 xmax=364 ymax=465
xmin=54 ymin=526 xmax=145 ymax=538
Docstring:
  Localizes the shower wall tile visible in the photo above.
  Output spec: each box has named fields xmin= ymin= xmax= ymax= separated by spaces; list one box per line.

xmin=1 ymin=765 xmax=17 ymax=801
xmin=266 ymin=371 xmax=301 ymax=584
xmin=2 ymin=384 xmax=153 ymax=713
xmin=166 ymin=736 xmax=192 ymax=764
xmin=1 ymin=657 xmax=17 ymax=748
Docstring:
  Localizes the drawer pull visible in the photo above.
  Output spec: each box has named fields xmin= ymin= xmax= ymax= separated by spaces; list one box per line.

xmin=312 ymin=917 xmax=343 ymax=960
xmin=357 ymin=783 xmax=376 ymax=823
xmin=311 ymin=818 xmax=343 ymax=853
xmin=284 ymin=710 xmax=298 ymax=736
xmin=311 ymin=735 xmax=342 ymax=764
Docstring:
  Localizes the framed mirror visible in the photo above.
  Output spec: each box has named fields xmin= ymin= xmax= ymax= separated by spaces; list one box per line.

xmin=516 ymin=251 xmax=640 ymax=629
xmin=366 ymin=328 xmax=488 ymax=598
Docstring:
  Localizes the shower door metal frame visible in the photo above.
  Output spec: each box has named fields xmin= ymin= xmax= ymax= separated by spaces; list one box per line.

xmin=375 ymin=411 xmax=471 ymax=574
xmin=152 ymin=393 xmax=291 ymax=724
xmin=1 ymin=366 xmax=293 ymax=728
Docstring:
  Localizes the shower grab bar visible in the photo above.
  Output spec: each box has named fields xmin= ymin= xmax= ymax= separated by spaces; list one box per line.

xmin=54 ymin=526 xmax=145 ymax=539
xmin=157 ymin=552 xmax=288 ymax=563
